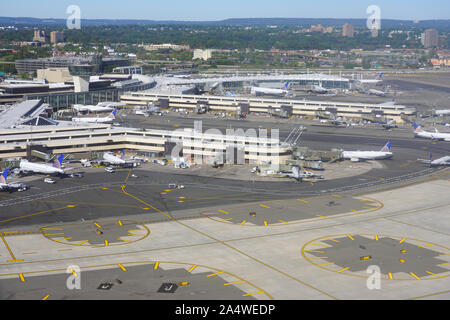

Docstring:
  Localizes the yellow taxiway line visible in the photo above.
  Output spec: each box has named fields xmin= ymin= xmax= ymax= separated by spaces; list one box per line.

xmin=0 ymin=232 xmax=24 ymax=263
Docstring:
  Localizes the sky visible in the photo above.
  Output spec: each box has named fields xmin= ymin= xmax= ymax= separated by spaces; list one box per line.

xmin=1 ymin=0 xmax=449 ymax=21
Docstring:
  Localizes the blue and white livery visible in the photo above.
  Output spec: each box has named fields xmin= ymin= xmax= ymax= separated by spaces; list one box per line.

xmin=343 ymin=142 xmax=393 ymax=162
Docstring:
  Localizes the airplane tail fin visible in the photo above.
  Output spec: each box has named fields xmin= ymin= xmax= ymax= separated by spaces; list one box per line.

xmin=53 ymin=154 xmax=64 ymax=169
xmin=121 ymin=149 xmax=125 ymax=160
xmin=381 ymin=142 xmax=392 ymax=153
xmin=413 ymin=122 xmax=424 ymax=133
xmin=285 ymin=81 xmax=290 ymax=90
xmin=1 ymin=168 xmax=9 ymax=184
xmin=378 ymin=72 xmax=383 ymax=80
xmin=108 ymin=109 xmax=117 ymax=119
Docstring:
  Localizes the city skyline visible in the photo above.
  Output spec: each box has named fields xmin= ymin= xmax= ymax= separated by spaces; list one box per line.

xmin=1 ymin=0 xmax=449 ymax=21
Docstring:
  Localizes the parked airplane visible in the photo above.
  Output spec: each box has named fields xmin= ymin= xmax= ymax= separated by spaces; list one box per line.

xmin=0 ymin=168 xmax=27 ymax=192
xmin=342 ymin=142 xmax=393 ymax=162
xmin=250 ymin=82 xmax=290 ymax=97
xmin=72 ymin=109 xmax=117 ymax=123
xmin=103 ymin=150 xmax=127 ymax=165
xmin=420 ymin=154 xmax=450 ymax=167
xmin=82 ymin=150 xmax=139 ymax=168
xmin=308 ymin=84 xmax=329 ymax=94
xmin=367 ymin=88 xmax=386 ymax=97
xmin=18 ymin=154 xmax=70 ymax=176
xmin=74 ymin=104 xmax=114 ymax=114
xmin=434 ymin=109 xmax=450 ymax=117
xmin=357 ymin=72 xmax=383 ymax=85
xmin=413 ymin=123 xmax=450 ymax=141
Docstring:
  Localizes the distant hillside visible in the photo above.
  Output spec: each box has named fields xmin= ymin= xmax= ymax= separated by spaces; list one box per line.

xmin=0 ymin=16 xmax=449 ymax=29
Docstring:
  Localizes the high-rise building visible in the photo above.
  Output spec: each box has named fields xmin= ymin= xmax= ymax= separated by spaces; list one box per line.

xmin=33 ymin=29 xmax=47 ymax=42
xmin=50 ymin=31 xmax=65 ymax=44
xmin=342 ymin=24 xmax=354 ymax=38
xmin=421 ymin=29 xmax=439 ymax=48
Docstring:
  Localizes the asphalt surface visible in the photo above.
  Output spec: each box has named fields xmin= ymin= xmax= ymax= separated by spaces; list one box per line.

xmin=0 ymin=119 xmax=447 ymax=229
xmin=0 ymin=263 xmax=261 ymax=300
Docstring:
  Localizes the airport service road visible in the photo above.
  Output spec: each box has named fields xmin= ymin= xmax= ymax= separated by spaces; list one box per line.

xmin=0 ymin=125 xmax=447 ymax=228
xmin=121 ymin=114 xmax=450 ymax=151
xmin=0 ymin=124 xmax=448 ymax=300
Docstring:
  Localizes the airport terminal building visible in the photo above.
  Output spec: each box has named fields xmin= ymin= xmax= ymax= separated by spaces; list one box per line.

xmin=0 ymin=124 xmax=292 ymax=166
xmin=120 ymin=92 xmax=416 ymax=124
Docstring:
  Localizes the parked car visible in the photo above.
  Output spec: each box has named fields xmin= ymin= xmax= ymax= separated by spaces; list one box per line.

xmin=105 ymin=167 xmax=115 ymax=173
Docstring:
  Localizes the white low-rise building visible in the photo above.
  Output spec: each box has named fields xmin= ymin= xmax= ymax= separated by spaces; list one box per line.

xmin=0 ymin=124 xmax=292 ymax=166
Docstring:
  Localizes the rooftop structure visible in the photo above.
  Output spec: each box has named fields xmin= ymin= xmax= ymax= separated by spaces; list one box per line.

xmin=0 ymin=124 xmax=291 ymax=166
xmin=15 ymin=55 xmax=130 ymax=75
xmin=0 ymin=100 xmax=49 ymax=129
xmin=150 ymin=73 xmax=350 ymax=91
xmin=121 ymin=92 xmax=416 ymax=124
xmin=113 ymin=66 xmax=143 ymax=75
xmin=37 ymin=68 xmax=72 ymax=83
xmin=0 ymin=74 xmax=156 ymax=107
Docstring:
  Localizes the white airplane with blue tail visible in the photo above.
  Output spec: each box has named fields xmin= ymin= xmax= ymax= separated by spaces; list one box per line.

xmin=343 ymin=142 xmax=393 ymax=162
xmin=0 ymin=168 xmax=27 ymax=192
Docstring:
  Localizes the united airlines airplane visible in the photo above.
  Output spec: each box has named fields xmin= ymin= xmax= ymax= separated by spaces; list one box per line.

xmin=83 ymin=150 xmax=139 ymax=167
xmin=421 ymin=154 xmax=450 ymax=167
xmin=250 ymin=82 xmax=290 ymax=97
xmin=0 ymin=168 xmax=27 ymax=192
xmin=73 ymin=104 xmax=114 ymax=113
xmin=357 ymin=72 xmax=384 ymax=85
xmin=103 ymin=150 xmax=127 ymax=165
xmin=413 ymin=123 xmax=450 ymax=141
xmin=18 ymin=155 xmax=67 ymax=175
xmin=72 ymin=109 xmax=117 ymax=124
xmin=343 ymin=142 xmax=393 ymax=162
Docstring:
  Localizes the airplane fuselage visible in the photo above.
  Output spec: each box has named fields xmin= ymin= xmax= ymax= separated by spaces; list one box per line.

xmin=343 ymin=151 xmax=393 ymax=162
xmin=415 ymin=131 xmax=450 ymax=141
xmin=72 ymin=117 xmax=114 ymax=123
xmin=103 ymin=153 xmax=126 ymax=165
xmin=19 ymin=160 xmax=64 ymax=175
xmin=251 ymin=87 xmax=288 ymax=97
xmin=431 ymin=156 xmax=450 ymax=166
